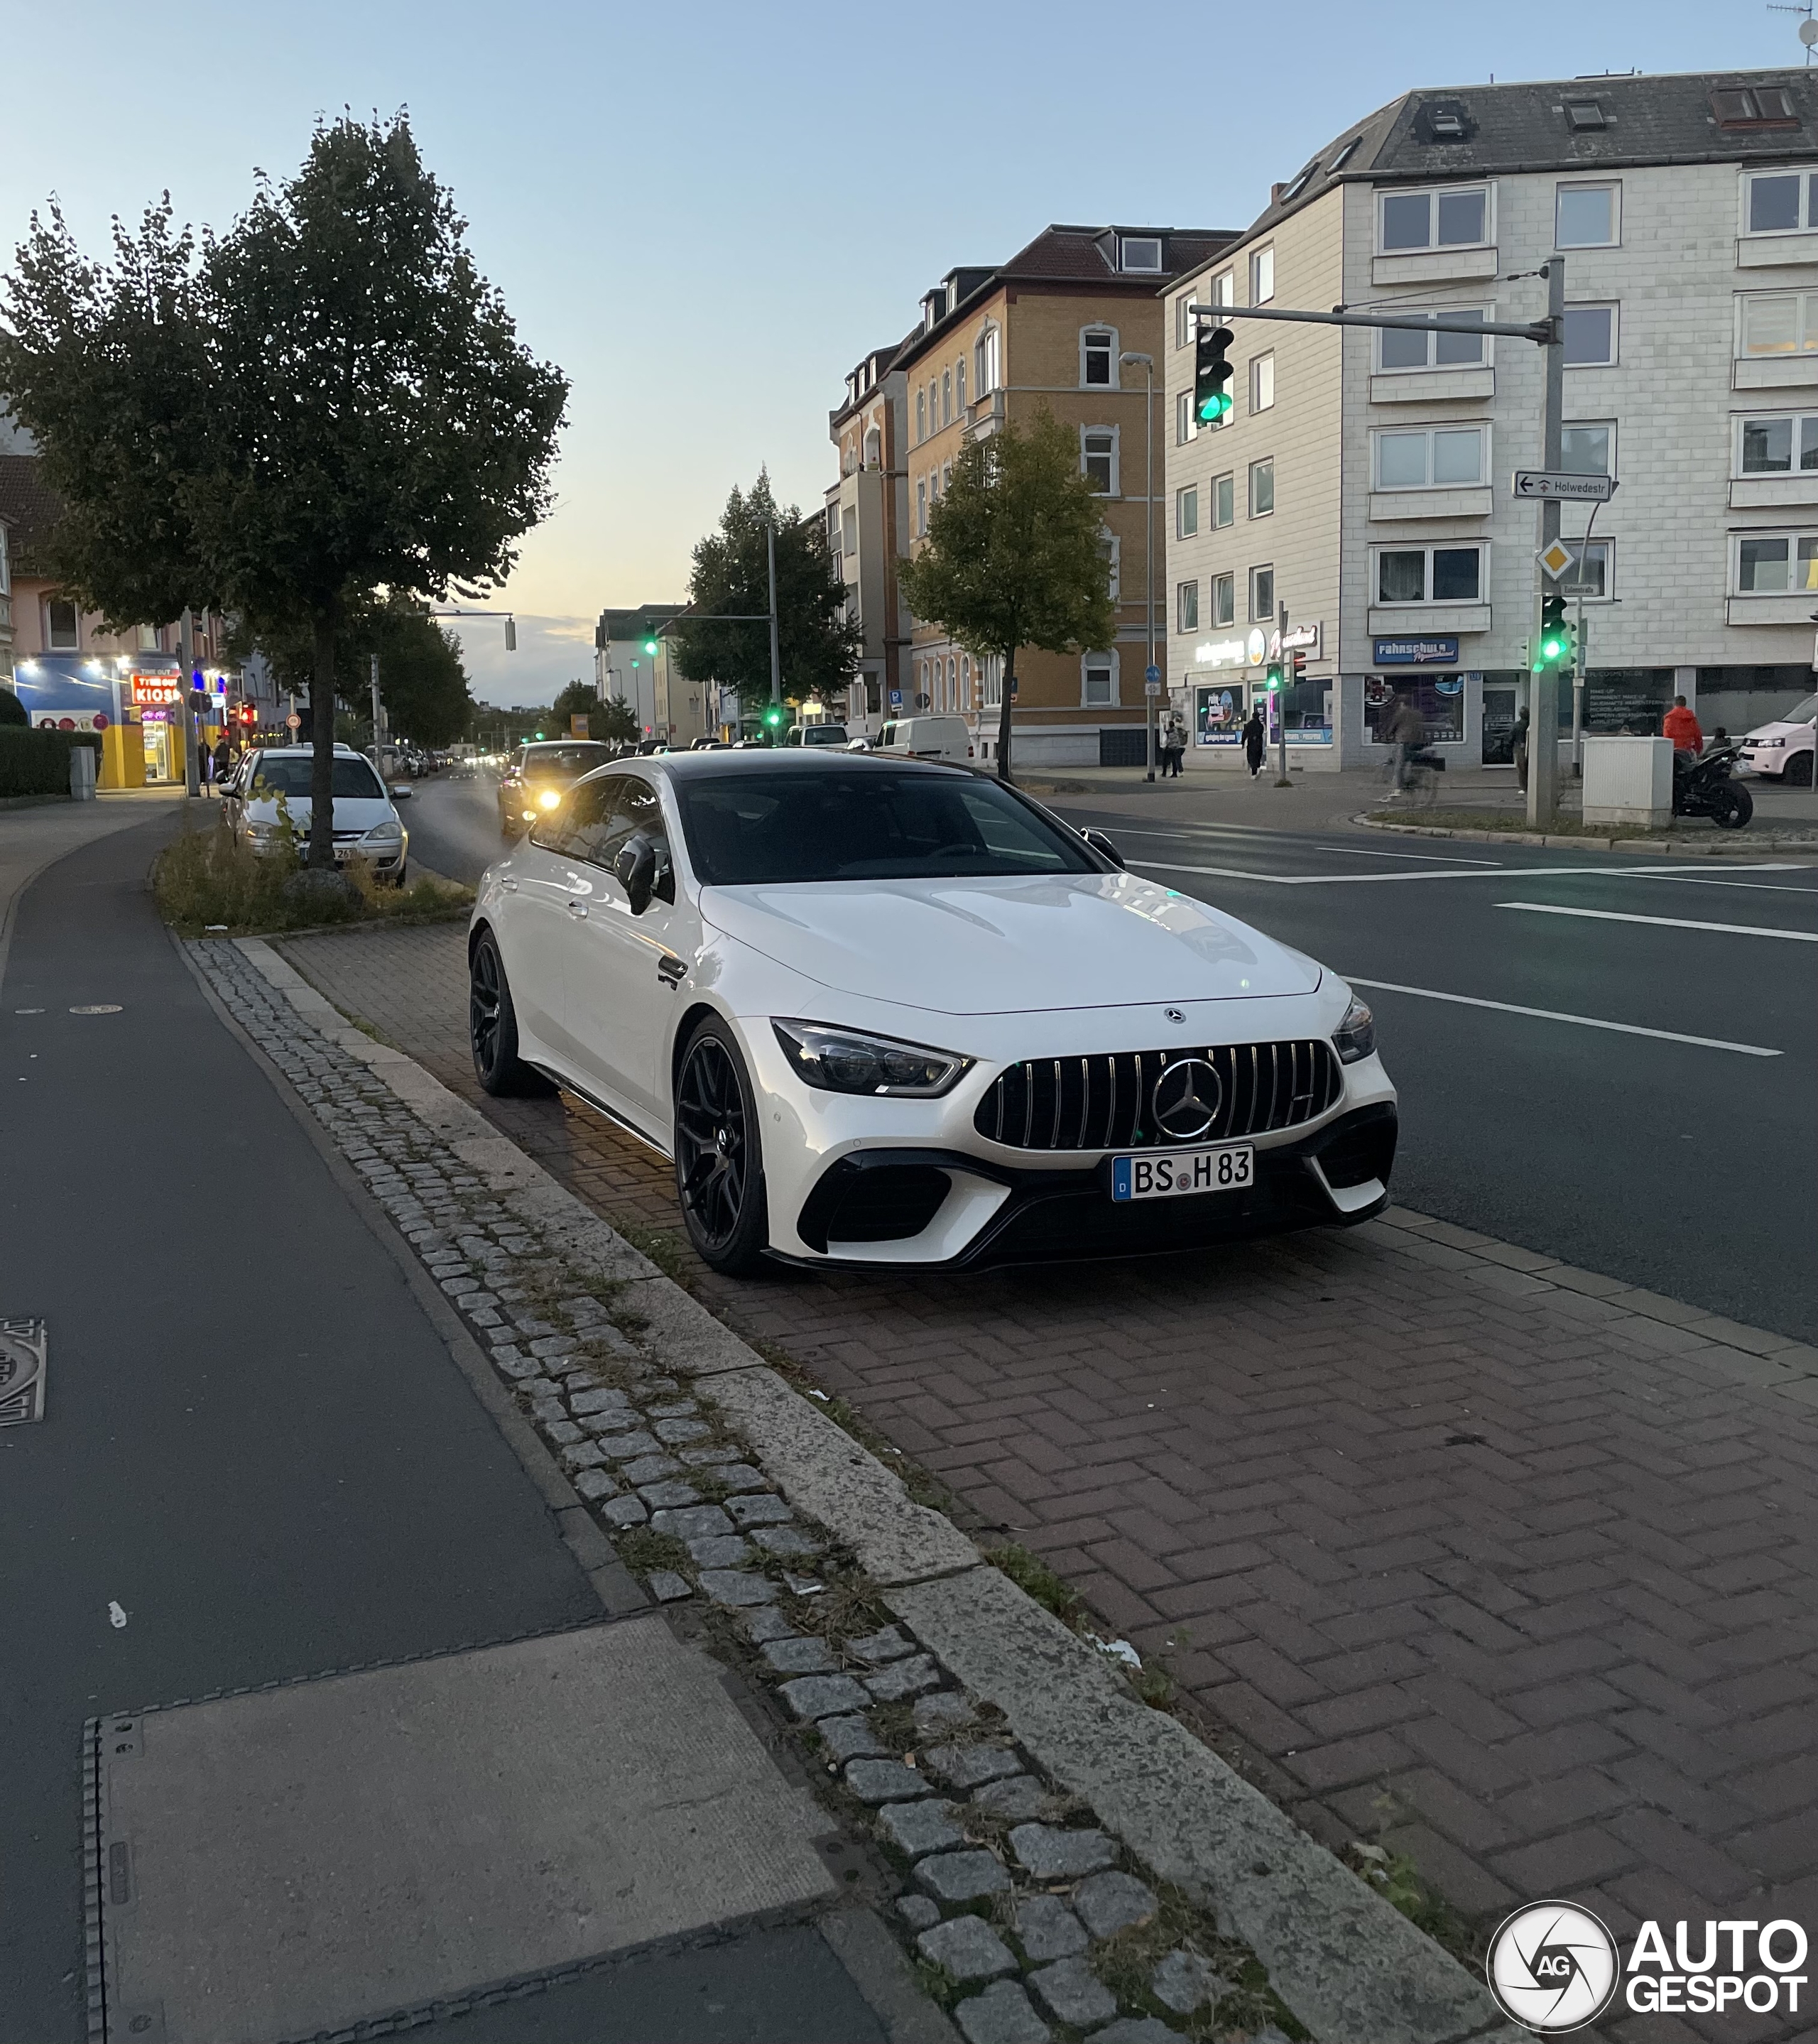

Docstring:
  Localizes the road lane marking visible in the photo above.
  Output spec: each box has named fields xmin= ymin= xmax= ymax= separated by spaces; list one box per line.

xmin=1346 ymin=977 xmax=1784 ymax=1057
xmin=1313 ymin=844 xmax=1504 ymax=864
xmin=1496 ymin=902 xmax=1818 ymax=942
xmin=1134 ymin=859 xmax=1638 ymax=886
xmin=1609 ymin=869 xmax=1818 ymax=895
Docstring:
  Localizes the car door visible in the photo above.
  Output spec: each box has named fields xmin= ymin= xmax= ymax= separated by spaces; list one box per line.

xmin=496 ymin=776 xmax=617 ymax=1061
xmin=561 ymin=774 xmax=690 ymax=1137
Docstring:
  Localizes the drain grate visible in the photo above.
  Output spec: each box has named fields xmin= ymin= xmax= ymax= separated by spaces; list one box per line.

xmin=0 ymin=1318 xmax=48 ymax=1425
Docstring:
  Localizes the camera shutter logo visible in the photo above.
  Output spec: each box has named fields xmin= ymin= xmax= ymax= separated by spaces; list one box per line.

xmin=1486 ymin=1902 xmax=1619 ymax=2033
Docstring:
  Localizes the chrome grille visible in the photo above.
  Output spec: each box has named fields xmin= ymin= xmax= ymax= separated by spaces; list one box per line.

xmin=973 ymin=1041 xmax=1342 ymax=1153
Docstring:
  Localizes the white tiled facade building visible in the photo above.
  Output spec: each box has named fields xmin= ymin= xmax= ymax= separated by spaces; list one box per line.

xmin=1165 ymin=68 xmax=1818 ymax=775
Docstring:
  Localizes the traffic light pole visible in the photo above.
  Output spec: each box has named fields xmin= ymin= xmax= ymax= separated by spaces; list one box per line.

xmin=767 ymin=521 xmax=783 ymax=720
xmin=1275 ymin=601 xmax=1291 ymax=786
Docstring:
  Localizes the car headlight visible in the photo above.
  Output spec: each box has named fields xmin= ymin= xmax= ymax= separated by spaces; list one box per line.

xmin=521 ymin=808 xmax=537 ymax=821
xmin=1752 ymin=736 xmax=1785 ymax=749
xmin=246 ymin=820 xmax=278 ymax=842
xmin=1333 ymin=994 xmax=1376 ymax=1065
xmin=772 ymin=1020 xmax=973 ymax=1097
xmin=538 ymin=788 xmax=562 ymax=810
xmin=361 ymin=820 xmax=404 ymax=844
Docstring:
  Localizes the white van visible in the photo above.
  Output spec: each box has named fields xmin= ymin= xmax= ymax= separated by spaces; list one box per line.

xmin=876 ymin=715 xmax=974 ymax=761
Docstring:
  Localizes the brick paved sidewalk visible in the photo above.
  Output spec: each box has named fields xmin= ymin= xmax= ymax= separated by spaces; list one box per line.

xmin=283 ymin=921 xmax=1818 ymax=2041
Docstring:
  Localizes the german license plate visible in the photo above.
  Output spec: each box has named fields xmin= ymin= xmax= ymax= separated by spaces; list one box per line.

xmin=1111 ymin=1146 xmax=1254 ymax=1202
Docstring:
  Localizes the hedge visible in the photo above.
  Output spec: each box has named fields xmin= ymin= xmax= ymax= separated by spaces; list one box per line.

xmin=0 ymin=727 xmax=104 ymax=798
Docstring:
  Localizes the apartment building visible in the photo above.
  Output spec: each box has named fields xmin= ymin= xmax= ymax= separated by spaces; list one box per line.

xmin=1165 ymin=67 xmax=1818 ymax=773
xmin=592 ymin=601 xmax=699 ymax=744
xmin=827 ymin=342 xmax=910 ymax=720
xmin=832 ymin=224 xmax=1237 ymax=765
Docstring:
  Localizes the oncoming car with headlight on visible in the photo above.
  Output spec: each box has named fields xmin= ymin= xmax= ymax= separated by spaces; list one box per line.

xmin=497 ymin=739 xmax=616 ymax=838
xmin=467 ymin=754 xmax=1395 ymax=1274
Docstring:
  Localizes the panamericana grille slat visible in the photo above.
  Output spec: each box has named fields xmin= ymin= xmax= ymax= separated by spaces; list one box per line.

xmin=973 ymin=1040 xmax=1342 ymax=1153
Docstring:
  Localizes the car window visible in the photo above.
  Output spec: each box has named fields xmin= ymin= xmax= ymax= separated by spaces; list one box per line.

xmin=520 ymin=743 xmax=613 ymax=777
xmin=609 ymin=777 xmax=675 ymax=903
xmin=676 ymin=768 xmax=1099 ymax=884
xmin=528 ymin=772 xmax=618 ymax=856
xmin=250 ymin=756 xmax=386 ymax=800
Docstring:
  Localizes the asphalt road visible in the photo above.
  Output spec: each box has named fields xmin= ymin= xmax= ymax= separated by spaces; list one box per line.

xmin=410 ymin=770 xmax=1817 ymax=1340
xmin=0 ymin=812 xmax=885 ymax=2044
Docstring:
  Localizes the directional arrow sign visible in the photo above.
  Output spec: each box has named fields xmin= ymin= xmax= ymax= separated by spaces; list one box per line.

xmin=1512 ymin=469 xmax=1616 ymax=502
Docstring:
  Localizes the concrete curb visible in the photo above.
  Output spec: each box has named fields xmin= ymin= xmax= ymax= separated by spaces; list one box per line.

xmin=1352 ymin=810 xmax=1818 ymax=855
xmin=226 ymin=933 xmax=1526 ymax=2042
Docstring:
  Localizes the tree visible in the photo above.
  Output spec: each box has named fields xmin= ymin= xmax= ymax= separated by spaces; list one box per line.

xmin=229 ymin=597 xmax=473 ymax=746
xmin=668 ymin=471 xmax=859 ymax=721
xmin=896 ymin=408 xmax=1114 ymax=782
xmin=2 ymin=115 xmax=567 ymax=865
xmin=552 ymin=680 xmax=636 ymax=743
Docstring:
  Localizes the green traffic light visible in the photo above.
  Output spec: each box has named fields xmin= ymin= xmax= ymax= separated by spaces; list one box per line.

xmin=1196 ymin=392 xmax=1232 ymax=424
xmin=1264 ymin=665 xmax=1283 ymax=692
xmin=643 ymin=637 xmax=659 ymax=655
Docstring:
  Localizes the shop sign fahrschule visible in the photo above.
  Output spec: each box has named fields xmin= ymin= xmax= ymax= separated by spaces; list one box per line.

xmin=1373 ymin=636 xmax=1459 ymax=666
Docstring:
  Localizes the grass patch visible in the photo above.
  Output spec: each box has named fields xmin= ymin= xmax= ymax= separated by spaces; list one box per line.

xmin=1089 ymin=1877 xmax=1307 ymax=2042
xmin=606 ymin=1216 xmax=692 ymax=1286
xmin=611 ymin=1527 xmax=691 ymax=1577
xmin=1347 ymin=1844 xmax=1480 ymax=1967
xmin=986 ymin=1543 xmax=1086 ymax=1629
xmin=156 ymin=810 xmax=472 ymax=935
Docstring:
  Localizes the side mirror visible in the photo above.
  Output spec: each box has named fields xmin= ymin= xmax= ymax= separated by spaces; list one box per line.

xmin=389 ymin=783 xmax=413 ymax=800
xmin=614 ymin=835 xmax=657 ymax=915
xmin=1079 ymin=827 xmax=1125 ymax=870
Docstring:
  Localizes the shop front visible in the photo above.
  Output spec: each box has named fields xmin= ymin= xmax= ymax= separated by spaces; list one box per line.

xmin=1187 ymin=621 xmax=1336 ymax=769
xmin=11 ymin=654 xmax=225 ymax=788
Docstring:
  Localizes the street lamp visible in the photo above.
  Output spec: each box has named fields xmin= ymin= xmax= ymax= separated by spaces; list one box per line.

xmin=1121 ymin=352 xmax=1158 ymax=784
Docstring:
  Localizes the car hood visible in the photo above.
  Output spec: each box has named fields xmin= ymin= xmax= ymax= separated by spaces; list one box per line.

xmin=700 ymin=874 xmax=1320 ymax=1015
xmin=244 ymin=795 xmax=398 ymax=827
xmin=1743 ymin=719 xmax=1814 ymax=742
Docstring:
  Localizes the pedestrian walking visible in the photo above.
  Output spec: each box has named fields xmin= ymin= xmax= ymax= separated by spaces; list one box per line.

xmin=1512 ymin=705 xmax=1531 ymax=793
xmin=1242 ymin=707 xmax=1265 ymax=778
xmin=212 ymin=734 xmax=232 ymax=790
xmin=1161 ymin=713 xmax=1187 ymax=778
xmin=1663 ymin=695 xmax=1703 ymax=759
xmin=1384 ymin=696 xmax=1424 ymax=793
xmin=197 ymin=736 xmax=212 ymax=788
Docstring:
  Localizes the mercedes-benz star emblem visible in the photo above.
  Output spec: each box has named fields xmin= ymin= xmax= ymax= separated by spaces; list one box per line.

xmin=1164 ymin=1007 xmax=1186 ymax=1025
xmin=1151 ymin=1056 xmax=1223 ymax=1141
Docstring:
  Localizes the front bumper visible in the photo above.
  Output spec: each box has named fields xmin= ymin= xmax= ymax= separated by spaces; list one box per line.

xmin=775 ymin=1104 xmax=1397 ymax=1272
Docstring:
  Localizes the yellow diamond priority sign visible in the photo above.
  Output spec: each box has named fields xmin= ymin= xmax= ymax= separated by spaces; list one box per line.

xmin=1537 ymin=538 xmax=1576 ymax=580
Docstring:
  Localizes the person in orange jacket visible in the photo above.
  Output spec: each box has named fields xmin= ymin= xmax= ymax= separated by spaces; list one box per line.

xmin=1662 ymin=696 xmax=1703 ymax=757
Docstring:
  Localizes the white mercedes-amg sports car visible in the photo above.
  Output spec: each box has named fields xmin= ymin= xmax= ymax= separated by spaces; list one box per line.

xmin=467 ymin=752 xmax=1396 ymax=1275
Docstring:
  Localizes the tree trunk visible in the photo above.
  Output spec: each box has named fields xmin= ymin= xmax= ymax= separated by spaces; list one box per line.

xmin=308 ymin=611 xmax=337 ymax=869
xmin=996 ymin=647 xmax=1016 ymax=783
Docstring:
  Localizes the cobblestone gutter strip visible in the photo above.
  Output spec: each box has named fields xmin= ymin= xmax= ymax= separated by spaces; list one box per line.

xmin=1354 ymin=811 xmax=1818 ymax=855
xmin=197 ymin=933 xmax=1513 ymax=2044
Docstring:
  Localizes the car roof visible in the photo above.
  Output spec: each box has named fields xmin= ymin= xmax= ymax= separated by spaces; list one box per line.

xmin=249 ymin=744 xmax=366 ymax=757
xmin=630 ymin=749 xmax=967 ymax=781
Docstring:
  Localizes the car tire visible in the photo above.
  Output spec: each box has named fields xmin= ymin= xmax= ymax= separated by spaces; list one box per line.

xmin=674 ymin=1016 xmax=770 ymax=1276
xmin=1788 ymin=753 xmax=1814 ymax=789
xmin=469 ymin=930 xmax=554 ymax=1097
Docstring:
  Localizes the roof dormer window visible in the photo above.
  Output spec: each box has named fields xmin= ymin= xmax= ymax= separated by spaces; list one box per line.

xmin=1278 ymin=161 xmax=1318 ymax=204
xmin=1712 ymin=85 xmax=1799 ymax=129
xmin=1564 ymin=99 xmax=1606 ymax=131
xmin=1328 ymin=138 xmax=1360 ymax=172
xmin=1119 ymin=236 xmax=1163 ymax=273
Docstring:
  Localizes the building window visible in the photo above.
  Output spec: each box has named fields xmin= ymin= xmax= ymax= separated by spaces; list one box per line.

xmin=1378 ymin=185 xmax=1490 ymax=251
xmin=1738 ymin=413 xmax=1818 ymax=473
xmin=1175 ymin=390 xmax=1197 ymax=445
xmin=1100 ymin=530 xmax=1121 ymax=601
xmin=1563 ymin=305 xmax=1617 ymax=366
xmin=1082 ymin=327 xmax=1117 ymax=388
xmin=915 ymin=390 xmax=926 ymax=443
xmin=1564 ymin=99 xmax=1607 ymax=132
xmin=1176 ymin=485 xmax=1199 ymax=538
xmin=863 ymin=425 xmax=881 ymax=467
xmin=1374 ymin=544 xmax=1484 ymax=604
xmin=1175 ymin=295 xmax=1195 ymax=348
xmin=1740 ymin=290 xmax=1818 ymax=356
xmin=1211 ymin=572 xmax=1235 ymax=626
xmin=1121 ymin=236 xmax=1163 ymax=273
xmin=1082 ymin=428 xmax=1117 ymax=494
xmin=1559 ymin=540 xmax=1611 ymax=599
xmin=1556 ymin=183 xmax=1618 ymax=248
xmin=1248 ymin=457 xmax=1275 ymax=516
xmin=1249 ymin=565 xmax=1275 ymax=620
xmin=1213 ymin=472 xmax=1234 ymax=528
xmin=1250 ymin=246 xmax=1275 ymax=303
xmin=1713 ymin=85 xmax=1797 ymax=129
xmin=956 ymin=359 xmax=967 ymax=413
xmin=942 ymin=369 xmax=952 ymax=425
xmin=975 ymin=327 xmax=1001 ymax=396
xmin=1372 ymin=424 xmax=1486 ymax=489
xmin=941 ymin=462 xmax=952 ymax=494
xmin=1562 ymin=421 xmax=1614 ymax=475
xmin=1250 ymin=353 xmax=1275 ymax=413
xmin=135 ymin=623 xmax=161 ymax=652
xmin=1210 ymin=269 xmax=1234 ymax=307
xmin=1377 ymin=309 xmax=1487 ymax=371
xmin=45 ymin=597 xmax=80 ymax=650
xmin=1082 ymin=654 xmax=1116 ymax=707
xmin=1177 ymin=581 xmax=1199 ymax=633
xmin=916 ymin=480 xmax=927 ymax=536
xmin=1745 ymin=168 xmax=1818 ymax=234
xmin=1736 ymin=532 xmax=1818 ymax=592
xmin=928 ymin=381 xmax=940 ymax=431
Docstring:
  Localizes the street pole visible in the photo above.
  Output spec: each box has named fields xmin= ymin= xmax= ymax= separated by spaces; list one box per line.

xmin=1275 ymin=601 xmax=1291 ymax=785
xmin=1122 ymin=352 xmax=1158 ymax=783
xmin=1528 ymin=255 xmax=1565 ymax=831
xmin=178 ymin=610 xmax=200 ymax=796
xmin=369 ymin=651 xmax=383 ymax=776
xmin=766 ymin=521 xmax=783 ymax=732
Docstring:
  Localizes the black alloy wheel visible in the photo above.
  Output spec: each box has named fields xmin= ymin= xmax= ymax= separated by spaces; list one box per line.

xmin=674 ymin=1018 xmax=769 ymax=1275
xmin=469 ymin=931 xmax=552 ymax=1097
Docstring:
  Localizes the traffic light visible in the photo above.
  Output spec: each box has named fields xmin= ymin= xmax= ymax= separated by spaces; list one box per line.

xmin=1263 ymin=661 xmax=1283 ymax=693
xmin=1194 ymin=325 xmax=1235 ymax=425
xmin=763 ymin=703 xmax=785 ymax=741
xmin=1537 ymin=591 xmax=1576 ymax=671
xmin=642 ymin=634 xmax=660 ymax=656
xmin=1289 ymin=648 xmax=1307 ymax=690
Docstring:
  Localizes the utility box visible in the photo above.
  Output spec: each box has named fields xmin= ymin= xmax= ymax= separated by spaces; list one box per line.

xmin=68 ymin=742 xmax=97 ymax=802
xmin=1583 ymin=735 xmax=1671 ymax=827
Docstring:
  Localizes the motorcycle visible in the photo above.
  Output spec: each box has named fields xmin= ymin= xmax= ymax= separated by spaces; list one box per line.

xmin=1672 ymin=739 xmax=1753 ymax=830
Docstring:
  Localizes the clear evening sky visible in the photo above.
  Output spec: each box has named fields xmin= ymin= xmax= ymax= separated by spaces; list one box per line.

xmin=4 ymin=1 xmax=1795 ymax=704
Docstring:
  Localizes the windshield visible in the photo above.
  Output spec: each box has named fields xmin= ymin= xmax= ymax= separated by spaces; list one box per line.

xmin=251 ymin=756 xmax=386 ymax=800
xmin=518 ymin=744 xmax=611 ymax=778
xmin=1779 ymin=693 xmax=1818 ymax=725
xmin=676 ymin=767 xmax=1099 ymax=884
xmin=801 ymin=725 xmax=847 ymax=744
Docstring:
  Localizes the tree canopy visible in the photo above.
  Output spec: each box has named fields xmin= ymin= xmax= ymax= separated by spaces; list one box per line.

xmin=896 ymin=408 xmax=1114 ymax=781
xmin=668 ymin=472 xmax=859 ymax=717
xmin=552 ymin=681 xmax=638 ymax=744
xmin=2 ymin=113 xmax=567 ymax=861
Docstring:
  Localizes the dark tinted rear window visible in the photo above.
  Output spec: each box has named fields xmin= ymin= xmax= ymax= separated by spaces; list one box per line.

xmin=251 ymin=756 xmax=386 ymax=799
xmin=519 ymin=744 xmax=612 ymax=776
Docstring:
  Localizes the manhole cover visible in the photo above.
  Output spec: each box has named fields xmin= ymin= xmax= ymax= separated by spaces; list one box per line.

xmin=0 ymin=1318 xmax=48 ymax=1425
xmin=70 ymin=1004 xmax=124 ymax=1015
